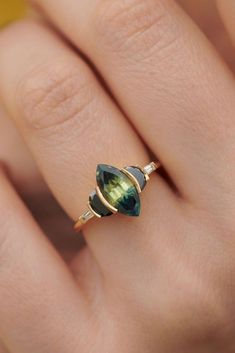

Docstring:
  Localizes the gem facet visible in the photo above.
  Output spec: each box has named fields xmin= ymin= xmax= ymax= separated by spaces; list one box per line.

xmin=89 ymin=191 xmax=112 ymax=217
xmin=125 ymin=166 xmax=147 ymax=191
xmin=96 ymin=164 xmax=141 ymax=217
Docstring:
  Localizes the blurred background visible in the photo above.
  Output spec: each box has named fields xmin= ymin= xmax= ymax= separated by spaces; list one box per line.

xmin=0 ymin=0 xmax=26 ymax=27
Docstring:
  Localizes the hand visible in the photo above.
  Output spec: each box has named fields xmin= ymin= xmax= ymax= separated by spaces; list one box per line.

xmin=0 ymin=0 xmax=234 ymax=270
xmin=0 ymin=0 xmax=235 ymax=352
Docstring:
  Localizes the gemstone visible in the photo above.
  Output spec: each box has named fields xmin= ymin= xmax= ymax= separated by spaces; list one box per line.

xmin=96 ymin=164 xmax=141 ymax=217
xmin=125 ymin=166 xmax=146 ymax=191
xmin=89 ymin=191 xmax=112 ymax=217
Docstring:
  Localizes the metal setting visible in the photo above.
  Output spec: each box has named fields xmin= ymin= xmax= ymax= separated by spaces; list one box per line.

xmin=88 ymin=202 xmax=102 ymax=219
xmin=74 ymin=161 xmax=160 ymax=231
xmin=96 ymin=186 xmax=118 ymax=214
xmin=121 ymin=168 xmax=142 ymax=193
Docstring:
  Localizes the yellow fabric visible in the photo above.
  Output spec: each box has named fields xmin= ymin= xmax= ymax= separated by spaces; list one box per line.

xmin=0 ymin=0 xmax=25 ymax=27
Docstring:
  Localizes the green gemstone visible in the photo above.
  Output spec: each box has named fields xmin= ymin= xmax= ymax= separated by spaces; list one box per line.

xmin=96 ymin=164 xmax=140 ymax=217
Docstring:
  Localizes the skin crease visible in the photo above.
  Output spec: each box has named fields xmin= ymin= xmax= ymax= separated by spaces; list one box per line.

xmin=0 ymin=1 xmax=235 ymax=352
xmin=0 ymin=0 xmax=234 ymax=197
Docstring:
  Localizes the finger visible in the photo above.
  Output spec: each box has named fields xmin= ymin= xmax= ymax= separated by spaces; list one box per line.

xmin=0 ymin=168 xmax=90 ymax=353
xmin=178 ymin=0 xmax=235 ymax=74
xmin=217 ymin=0 xmax=235 ymax=45
xmin=33 ymin=0 xmax=235 ymax=208
xmin=0 ymin=19 xmax=148 ymax=217
xmin=0 ymin=20 xmax=176 ymax=271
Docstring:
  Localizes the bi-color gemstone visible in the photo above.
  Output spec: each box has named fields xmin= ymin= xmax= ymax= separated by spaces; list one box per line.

xmin=96 ymin=164 xmax=141 ymax=217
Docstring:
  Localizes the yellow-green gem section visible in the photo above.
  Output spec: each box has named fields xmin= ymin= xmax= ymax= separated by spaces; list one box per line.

xmin=96 ymin=164 xmax=140 ymax=217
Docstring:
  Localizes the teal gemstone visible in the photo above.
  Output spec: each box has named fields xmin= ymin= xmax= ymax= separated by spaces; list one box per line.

xmin=96 ymin=164 xmax=141 ymax=217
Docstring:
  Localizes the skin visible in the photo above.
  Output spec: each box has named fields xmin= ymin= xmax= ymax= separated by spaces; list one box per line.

xmin=0 ymin=0 xmax=235 ymax=352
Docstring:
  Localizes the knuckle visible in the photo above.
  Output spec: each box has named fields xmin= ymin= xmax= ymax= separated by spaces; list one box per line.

xmin=95 ymin=0 xmax=176 ymax=59
xmin=17 ymin=61 xmax=96 ymax=131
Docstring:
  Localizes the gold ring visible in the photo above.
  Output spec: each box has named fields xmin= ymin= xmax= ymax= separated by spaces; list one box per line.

xmin=74 ymin=162 xmax=160 ymax=230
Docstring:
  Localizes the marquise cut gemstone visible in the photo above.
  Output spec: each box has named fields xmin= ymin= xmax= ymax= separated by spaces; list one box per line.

xmin=96 ymin=164 xmax=141 ymax=217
